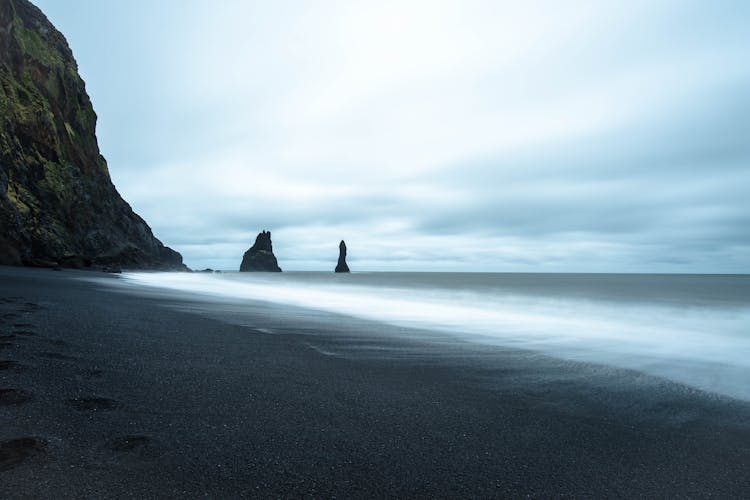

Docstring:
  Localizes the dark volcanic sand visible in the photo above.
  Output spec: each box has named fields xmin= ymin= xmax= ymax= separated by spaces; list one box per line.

xmin=0 ymin=266 xmax=749 ymax=498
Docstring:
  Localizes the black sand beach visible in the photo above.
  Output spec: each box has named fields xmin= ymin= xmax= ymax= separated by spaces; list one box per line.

xmin=1 ymin=266 xmax=749 ymax=498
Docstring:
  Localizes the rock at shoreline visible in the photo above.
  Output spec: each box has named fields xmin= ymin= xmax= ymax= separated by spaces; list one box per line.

xmin=240 ymin=231 xmax=281 ymax=272
xmin=335 ymin=240 xmax=350 ymax=273
xmin=0 ymin=0 xmax=186 ymax=270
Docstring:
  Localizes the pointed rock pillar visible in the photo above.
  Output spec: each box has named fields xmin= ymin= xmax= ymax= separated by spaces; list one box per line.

xmin=335 ymin=240 xmax=350 ymax=273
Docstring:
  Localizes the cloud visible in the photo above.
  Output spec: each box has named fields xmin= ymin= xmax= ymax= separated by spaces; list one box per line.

xmin=35 ymin=0 xmax=750 ymax=271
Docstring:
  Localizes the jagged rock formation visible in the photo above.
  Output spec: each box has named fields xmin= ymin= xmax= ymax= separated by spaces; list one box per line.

xmin=240 ymin=230 xmax=281 ymax=272
xmin=0 ymin=0 xmax=186 ymax=270
xmin=335 ymin=240 xmax=350 ymax=273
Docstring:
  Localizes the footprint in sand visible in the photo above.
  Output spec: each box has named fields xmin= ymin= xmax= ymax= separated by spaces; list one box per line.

xmin=0 ymin=438 xmax=47 ymax=471
xmin=0 ymin=361 xmax=19 ymax=371
xmin=12 ymin=330 xmax=36 ymax=337
xmin=66 ymin=396 xmax=119 ymax=411
xmin=34 ymin=337 xmax=68 ymax=348
xmin=19 ymin=302 xmax=42 ymax=313
xmin=0 ymin=389 xmax=32 ymax=406
xmin=104 ymin=435 xmax=161 ymax=461
xmin=37 ymin=351 xmax=76 ymax=361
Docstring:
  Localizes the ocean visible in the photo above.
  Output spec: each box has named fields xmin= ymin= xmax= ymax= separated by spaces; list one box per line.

xmin=119 ymin=271 xmax=750 ymax=401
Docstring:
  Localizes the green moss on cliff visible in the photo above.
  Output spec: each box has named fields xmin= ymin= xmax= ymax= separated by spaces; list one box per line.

xmin=43 ymin=71 xmax=60 ymax=100
xmin=40 ymin=161 xmax=76 ymax=200
xmin=0 ymin=75 xmax=13 ymax=116
xmin=75 ymin=105 xmax=95 ymax=132
xmin=13 ymin=21 xmax=64 ymax=69
xmin=63 ymin=121 xmax=75 ymax=139
xmin=30 ymin=220 xmax=67 ymax=253
xmin=6 ymin=183 xmax=30 ymax=215
xmin=21 ymin=70 xmax=49 ymax=106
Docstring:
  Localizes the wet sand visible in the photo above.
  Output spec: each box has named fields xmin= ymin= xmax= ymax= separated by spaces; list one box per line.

xmin=1 ymin=266 xmax=749 ymax=497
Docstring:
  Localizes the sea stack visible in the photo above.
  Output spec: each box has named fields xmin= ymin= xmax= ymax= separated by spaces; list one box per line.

xmin=335 ymin=240 xmax=350 ymax=273
xmin=0 ymin=0 xmax=185 ymax=270
xmin=240 ymin=231 xmax=281 ymax=272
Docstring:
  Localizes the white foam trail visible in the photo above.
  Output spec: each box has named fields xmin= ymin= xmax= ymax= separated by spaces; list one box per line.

xmin=121 ymin=272 xmax=750 ymax=401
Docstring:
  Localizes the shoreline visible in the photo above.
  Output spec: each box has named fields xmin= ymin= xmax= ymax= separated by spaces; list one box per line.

xmin=1 ymin=266 xmax=749 ymax=497
xmin=118 ymin=269 xmax=750 ymax=402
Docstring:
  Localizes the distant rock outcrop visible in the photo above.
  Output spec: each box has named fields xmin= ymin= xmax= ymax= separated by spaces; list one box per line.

xmin=335 ymin=240 xmax=350 ymax=273
xmin=0 ymin=0 xmax=186 ymax=270
xmin=240 ymin=231 xmax=281 ymax=272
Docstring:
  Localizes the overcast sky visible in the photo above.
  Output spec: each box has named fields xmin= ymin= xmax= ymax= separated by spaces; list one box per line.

xmin=35 ymin=0 xmax=749 ymax=272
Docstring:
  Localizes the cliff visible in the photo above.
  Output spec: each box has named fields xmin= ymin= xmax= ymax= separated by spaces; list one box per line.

xmin=240 ymin=230 xmax=281 ymax=272
xmin=0 ymin=0 xmax=185 ymax=270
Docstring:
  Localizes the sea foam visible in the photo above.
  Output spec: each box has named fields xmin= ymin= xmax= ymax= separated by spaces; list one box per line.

xmin=120 ymin=271 xmax=750 ymax=401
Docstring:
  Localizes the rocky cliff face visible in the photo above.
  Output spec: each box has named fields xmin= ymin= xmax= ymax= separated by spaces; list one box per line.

xmin=335 ymin=240 xmax=349 ymax=273
xmin=0 ymin=0 xmax=185 ymax=270
xmin=240 ymin=231 xmax=281 ymax=272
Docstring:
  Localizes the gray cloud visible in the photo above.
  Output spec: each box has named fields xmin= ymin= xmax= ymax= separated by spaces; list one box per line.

xmin=34 ymin=0 xmax=750 ymax=272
